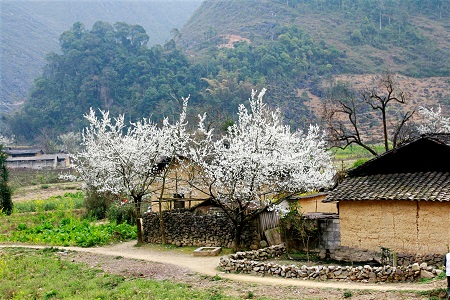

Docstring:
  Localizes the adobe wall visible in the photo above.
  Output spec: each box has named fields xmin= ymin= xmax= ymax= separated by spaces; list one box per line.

xmin=339 ymin=200 xmax=450 ymax=255
xmin=298 ymin=195 xmax=338 ymax=214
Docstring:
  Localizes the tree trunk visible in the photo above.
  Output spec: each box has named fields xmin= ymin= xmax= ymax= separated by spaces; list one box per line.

xmin=382 ymin=109 xmax=389 ymax=151
xmin=233 ymin=224 xmax=243 ymax=252
xmin=157 ymin=176 xmax=168 ymax=244
xmin=134 ymin=196 xmax=143 ymax=244
xmin=158 ymin=200 xmax=167 ymax=244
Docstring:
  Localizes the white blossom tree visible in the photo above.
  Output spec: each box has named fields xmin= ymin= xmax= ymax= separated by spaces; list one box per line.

xmin=418 ymin=106 xmax=450 ymax=134
xmin=190 ymin=89 xmax=335 ymax=250
xmin=74 ymin=98 xmax=190 ymax=244
xmin=0 ymin=135 xmax=14 ymax=146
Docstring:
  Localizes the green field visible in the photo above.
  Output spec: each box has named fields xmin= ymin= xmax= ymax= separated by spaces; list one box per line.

xmin=0 ymin=247 xmax=236 ymax=300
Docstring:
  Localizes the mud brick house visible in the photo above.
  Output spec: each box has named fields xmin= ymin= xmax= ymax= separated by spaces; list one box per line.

xmin=324 ymin=134 xmax=450 ymax=255
xmin=4 ymin=148 xmax=70 ymax=169
xmin=284 ymin=192 xmax=337 ymax=214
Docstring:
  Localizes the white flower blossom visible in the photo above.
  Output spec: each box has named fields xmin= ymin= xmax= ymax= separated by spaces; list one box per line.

xmin=418 ymin=106 xmax=450 ymax=134
xmin=189 ymin=89 xmax=335 ymax=249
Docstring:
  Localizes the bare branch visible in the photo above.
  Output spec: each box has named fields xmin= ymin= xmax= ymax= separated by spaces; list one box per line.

xmin=322 ymin=72 xmax=414 ymax=156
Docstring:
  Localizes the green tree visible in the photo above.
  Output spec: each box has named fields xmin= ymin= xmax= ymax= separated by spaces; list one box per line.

xmin=0 ymin=145 xmax=13 ymax=215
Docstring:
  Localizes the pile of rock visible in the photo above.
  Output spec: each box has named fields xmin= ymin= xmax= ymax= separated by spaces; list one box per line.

xmin=227 ymin=244 xmax=286 ymax=261
xmin=220 ymin=246 xmax=443 ymax=283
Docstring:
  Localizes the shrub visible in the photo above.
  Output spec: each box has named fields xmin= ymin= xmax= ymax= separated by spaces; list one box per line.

xmin=0 ymin=145 xmax=13 ymax=215
xmin=84 ymin=189 xmax=119 ymax=219
xmin=106 ymin=203 xmax=136 ymax=225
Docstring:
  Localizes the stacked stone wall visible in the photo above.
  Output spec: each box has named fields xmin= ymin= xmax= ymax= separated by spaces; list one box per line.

xmin=318 ymin=219 xmax=340 ymax=249
xmin=142 ymin=210 xmax=260 ymax=249
xmin=219 ymin=245 xmax=444 ymax=283
xmin=322 ymin=246 xmax=444 ymax=268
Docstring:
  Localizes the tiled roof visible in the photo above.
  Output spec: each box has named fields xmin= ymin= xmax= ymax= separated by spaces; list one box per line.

xmin=324 ymin=172 xmax=450 ymax=202
xmin=426 ymin=133 xmax=450 ymax=146
xmin=6 ymin=154 xmax=69 ymax=162
xmin=4 ymin=148 xmax=43 ymax=156
xmin=347 ymin=134 xmax=450 ymax=177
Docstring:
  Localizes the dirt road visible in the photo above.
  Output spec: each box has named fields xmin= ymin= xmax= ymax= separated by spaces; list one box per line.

xmin=1 ymin=241 xmax=446 ymax=293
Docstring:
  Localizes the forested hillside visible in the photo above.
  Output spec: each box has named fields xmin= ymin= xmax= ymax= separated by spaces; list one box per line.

xmin=180 ymin=0 xmax=450 ymax=77
xmin=0 ymin=0 xmax=202 ymax=113
xmin=4 ymin=0 xmax=450 ymax=143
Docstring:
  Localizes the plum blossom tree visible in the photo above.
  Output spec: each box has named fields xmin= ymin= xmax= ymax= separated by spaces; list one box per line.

xmin=418 ymin=106 xmax=450 ymax=134
xmin=74 ymin=98 xmax=190 ymax=244
xmin=190 ymin=89 xmax=335 ymax=250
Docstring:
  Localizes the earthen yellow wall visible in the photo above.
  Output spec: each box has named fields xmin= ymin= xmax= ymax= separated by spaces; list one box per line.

xmin=148 ymin=163 xmax=208 ymax=212
xmin=297 ymin=195 xmax=338 ymax=214
xmin=340 ymin=200 xmax=450 ymax=254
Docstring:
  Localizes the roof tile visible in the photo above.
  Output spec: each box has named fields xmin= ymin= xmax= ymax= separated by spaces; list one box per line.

xmin=324 ymin=172 xmax=450 ymax=202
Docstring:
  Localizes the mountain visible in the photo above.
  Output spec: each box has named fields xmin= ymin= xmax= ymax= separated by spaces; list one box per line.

xmin=177 ymin=0 xmax=450 ymax=124
xmin=180 ymin=0 xmax=450 ymax=77
xmin=0 ymin=0 xmax=202 ymax=113
xmin=4 ymin=0 xmax=450 ymax=142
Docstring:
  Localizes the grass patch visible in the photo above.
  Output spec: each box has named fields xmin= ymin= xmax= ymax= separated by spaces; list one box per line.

xmin=13 ymin=192 xmax=84 ymax=213
xmin=0 ymin=248 xmax=236 ymax=299
xmin=419 ymin=269 xmax=446 ymax=283
xmin=417 ymin=288 xmax=448 ymax=299
xmin=331 ymin=144 xmax=385 ymax=167
xmin=9 ymin=169 xmax=75 ymax=188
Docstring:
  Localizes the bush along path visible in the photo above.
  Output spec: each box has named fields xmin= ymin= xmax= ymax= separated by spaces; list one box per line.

xmin=0 ymin=241 xmax=447 ymax=293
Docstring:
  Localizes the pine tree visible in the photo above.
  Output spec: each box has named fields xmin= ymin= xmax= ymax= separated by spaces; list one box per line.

xmin=0 ymin=145 xmax=13 ymax=215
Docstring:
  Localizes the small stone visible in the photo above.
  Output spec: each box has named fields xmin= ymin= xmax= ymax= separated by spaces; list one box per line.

xmin=420 ymin=270 xmax=434 ymax=279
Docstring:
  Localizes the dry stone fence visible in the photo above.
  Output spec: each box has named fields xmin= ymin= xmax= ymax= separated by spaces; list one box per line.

xmin=219 ymin=245 xmax=444 ymax=283
xmin=142 ymin=209 xmax=260 ymax=249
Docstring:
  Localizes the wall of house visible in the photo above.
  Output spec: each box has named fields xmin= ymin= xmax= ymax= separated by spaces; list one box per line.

xmin=297 ymin=195 xmax=338 ymax=214
xmin=147 ymin=163 xmax=210 ymax=212
xmin=339 ymin=200 xmax=450 ymax=255
xmin=319 ymin=218 xmax=340 ymax=249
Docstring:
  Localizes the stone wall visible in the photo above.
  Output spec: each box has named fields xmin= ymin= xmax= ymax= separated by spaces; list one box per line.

xmin=318 ymin=218 xmax=340 ymax=249
xmin=320 ymin=246 xmax=444 ymax=268
xmin=339 ymin=200 xmax=450 ymax=255
xmin=219 ymin=245 xmax=444 ymax=283
xmin=226 ymin=244 xmax=286 ymax=261
xmin=142 ymin=210 xmax=260 ymax=249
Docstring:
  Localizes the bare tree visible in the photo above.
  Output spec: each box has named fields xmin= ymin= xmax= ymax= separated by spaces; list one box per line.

xmin=323 ymin=72 xmax=414 ymax=156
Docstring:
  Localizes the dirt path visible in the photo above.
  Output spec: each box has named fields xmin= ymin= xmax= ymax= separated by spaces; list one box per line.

xmin=1 ymin=241 xmax=446 ymax=293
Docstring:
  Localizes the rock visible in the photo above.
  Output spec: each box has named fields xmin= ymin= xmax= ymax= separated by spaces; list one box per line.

xmin=411 ymin=263 xmax=420 ymax=271
xmin=265 ymin=228 xmax=282 ymax=246
xmin=420 ymin=270 xmax=434 ymax=279
xmin=259 ymin=240 xmax=268 ymax=248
